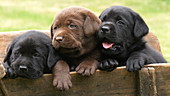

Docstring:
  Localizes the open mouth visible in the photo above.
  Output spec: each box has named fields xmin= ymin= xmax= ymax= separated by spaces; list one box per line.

xmin=101 ymin=39 xmax=121 ymax=51
xmin=102 ymin=42 xmax=115 ymax=49
xmin=102 ymin=38 xmax=116 ymax=49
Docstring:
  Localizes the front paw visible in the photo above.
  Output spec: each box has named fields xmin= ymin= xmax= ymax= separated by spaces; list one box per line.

xmin=126 ymin=57 xmax=145 ymax=72
xmin=53 ymin=73 xmax=72 ymax=91
xmin=98 ymin=59 xmax=118 ymax=71
xmin=75 ymin=60 xmax=98 ymax=76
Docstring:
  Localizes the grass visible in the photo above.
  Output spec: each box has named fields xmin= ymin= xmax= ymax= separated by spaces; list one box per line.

xmin=0 ymin=0 xmax=169 ymax=62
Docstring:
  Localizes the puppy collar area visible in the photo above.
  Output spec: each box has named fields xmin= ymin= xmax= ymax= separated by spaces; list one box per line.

xmin=102 ymin=42 xmax=115 ymax=49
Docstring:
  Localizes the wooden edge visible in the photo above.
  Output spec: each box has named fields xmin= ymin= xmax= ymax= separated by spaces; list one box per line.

xmin=0 ymin=30 xmax=50 ymax=37
xmin=62 ymin=63 xmax=170 ymax=75
xmin=0 ymin=80 xmax=9 ymax=96
xmin=0 ymin=63 xmax=169 ymax=96
xmin=144 ymin=63 xmax=170 ymax=67
xmin=0 ymin=30 xmax=49 ymax=34
xmin=138 ymin=67 xmax=157 ymax=96
xmin=1 ymin=63 xmax=169 ymax=77
xmin=39 ymin=63 xmax=170 ymax=76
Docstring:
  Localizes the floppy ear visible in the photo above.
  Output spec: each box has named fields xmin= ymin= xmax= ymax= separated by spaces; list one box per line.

xmin=83 ymin=15 xmax=101 ymax=37
xmin=3 ymin=43 xmax=14 ymax=69
xmin=133 ymin=13 xmax=149 ymax=38
xmin=47 ymin=45 xmax=61 ymax=69
xmin=50 ymin=24 xmax=54 ymax=39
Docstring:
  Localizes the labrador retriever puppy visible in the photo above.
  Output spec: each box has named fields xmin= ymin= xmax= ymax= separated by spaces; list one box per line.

xmin=51 ymin=6 xmax=101 ymax=90
xmin=97 ymin=6 xmax=167 ymax=72
xmin=3 ymin=31 xmax=61 ymax=79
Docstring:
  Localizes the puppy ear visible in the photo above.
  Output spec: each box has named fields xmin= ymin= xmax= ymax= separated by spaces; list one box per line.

xmin=47 ymin=45 xmax=61 ymax=69
xmin=83 ymin=15 xmax=101 ymax=37
xmin=50 ymin=24 xmax=54 ymax=39
xmin=133 ymin=13 xmax=149 ymax=38
xmin=3 ymin=43 xmax=14 ymax=68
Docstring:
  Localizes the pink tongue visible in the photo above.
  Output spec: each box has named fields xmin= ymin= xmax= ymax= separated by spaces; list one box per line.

xmin=102 ymin=42 xmax=115 ymax=49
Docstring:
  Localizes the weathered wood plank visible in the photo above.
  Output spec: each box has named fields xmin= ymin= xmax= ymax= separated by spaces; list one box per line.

xmin=0 ymin=64 xmax=170 ymax=96
xmin=146 ymin=64 xmax=170 ymax=96
xmin=0 ymin=90 xmax=3 ymax=96
xmin=0 ymin=80 xmax=9 ymax=96
xmin=1 ymin=67 xmax=138 ymax=96
xmin=138 ymin=67 xmax=157 ymax=96
xmin=144 ymin=32 xmax=162 ymax=53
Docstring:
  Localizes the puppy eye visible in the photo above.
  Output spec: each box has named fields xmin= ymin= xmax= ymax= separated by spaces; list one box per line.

xmin=116 ymin=16 xmax=122 ymax=20
xmin=117 ymin=20 xmax=124 ymax=25
xmin=14 ymin=51 xmax=21 ymax=57
xmin=33 ymin=53 xmax=40 ymax=58
xmin=68 ymin=24 xmax=77 ymax=29
xmin=54 ymin=26 xmax=58 ymax=30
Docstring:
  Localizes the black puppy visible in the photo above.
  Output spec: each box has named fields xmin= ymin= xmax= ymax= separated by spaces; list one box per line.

xmin=3 ymin=31 xmax=60 ymax=79
xmin=97 ymin=6 xmax=167 ymax=72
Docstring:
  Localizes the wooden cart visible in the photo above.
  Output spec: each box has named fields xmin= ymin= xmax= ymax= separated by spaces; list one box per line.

xmin=0 ymin=31 xmax=169 ymax=96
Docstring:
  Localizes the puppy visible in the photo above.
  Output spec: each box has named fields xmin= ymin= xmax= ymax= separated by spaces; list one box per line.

xmin=97 ymin=6 xmax=167 ymax=72
xmin=3 ymin=31 xmax=61 ymax=79
xmin=51 ymin=6 xmax=101 ymax=90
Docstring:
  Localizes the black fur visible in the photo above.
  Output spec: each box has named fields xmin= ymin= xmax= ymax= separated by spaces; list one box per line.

xmin=3 ymin=31 xmax=61 ymax=79
xmin=97 ymin=6 xmax=167 ymax=72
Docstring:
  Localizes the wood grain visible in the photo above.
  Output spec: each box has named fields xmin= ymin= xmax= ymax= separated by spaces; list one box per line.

xmin=1 ymin=68 xmax=138 ymax=96
xmin=0 ymin=64 xmax=170 ymax=96
xmin=138 ymin=67 xmax=157 ymax=96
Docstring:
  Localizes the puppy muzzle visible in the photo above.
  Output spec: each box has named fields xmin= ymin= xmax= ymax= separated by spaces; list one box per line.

xmin=5 ymin=67 xmax=17 ymax=79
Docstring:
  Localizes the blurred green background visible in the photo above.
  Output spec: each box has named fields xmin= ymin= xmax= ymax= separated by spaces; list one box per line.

xmin=0 ymin=0 xmax=169 ymax=62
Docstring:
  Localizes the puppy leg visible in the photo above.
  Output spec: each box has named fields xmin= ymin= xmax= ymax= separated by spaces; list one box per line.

xmin=76 ymin=59 xmax=98 ymax=76
xmin=98 ymin=59 xmax=118 ymax=71
xmin=53 ymin=60 xmax=72 ymax=91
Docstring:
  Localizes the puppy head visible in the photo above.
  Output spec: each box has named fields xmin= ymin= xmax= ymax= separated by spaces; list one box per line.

xmin=51 ymin=6 xmax=101 ymax=57
xmin=3 ymin=31 xmax=60 ymax=79
xmin=97 ymin=6 xmax=149 ymax=56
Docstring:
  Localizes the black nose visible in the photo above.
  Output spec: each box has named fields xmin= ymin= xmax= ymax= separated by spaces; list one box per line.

xmin=19 ymin=65 xmax=28 ymax=71
xmin=55 ymin=36 xmax=63 ymax=43
xmin=101 ymin=26 xmax=110 ymax=33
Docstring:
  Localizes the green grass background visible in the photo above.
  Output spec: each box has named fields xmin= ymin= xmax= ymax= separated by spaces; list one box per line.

xmin=0 ymin=0 xmax=169 ymax=62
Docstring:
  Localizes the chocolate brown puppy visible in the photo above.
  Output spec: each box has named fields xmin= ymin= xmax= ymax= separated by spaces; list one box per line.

xmin=51 ymin=6 xmax=101 ymax=90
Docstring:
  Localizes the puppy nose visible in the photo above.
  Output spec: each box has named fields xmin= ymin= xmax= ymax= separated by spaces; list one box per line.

xmin=19 ymin=65 xmax=28 ymax=71
xmin=55 ymin=36 xmax=63 ymax=43
xmin=101 ymin=26 xmax=110 ymax=33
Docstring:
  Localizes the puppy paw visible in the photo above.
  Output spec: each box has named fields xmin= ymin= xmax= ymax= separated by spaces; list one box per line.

xmin=0 ymin=64 xmax=6 ymax=79
xmin=76 ymin=60 xmax=98 ymax=76
xmin=98 ymin=59 xmax=118 ymax=71
xmin=53 ymin=73 xmax=72 ymax=91
xmin=126 ymin=57 xmax=145 ymax=72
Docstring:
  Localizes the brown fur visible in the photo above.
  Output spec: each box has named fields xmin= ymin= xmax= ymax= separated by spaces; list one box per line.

xmin=51 ymin=6 xmax=101 ymax=90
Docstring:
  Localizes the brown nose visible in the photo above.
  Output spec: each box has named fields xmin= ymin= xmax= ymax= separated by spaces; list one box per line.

xmin=55 ymin=36 xmax=63 ymax=43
